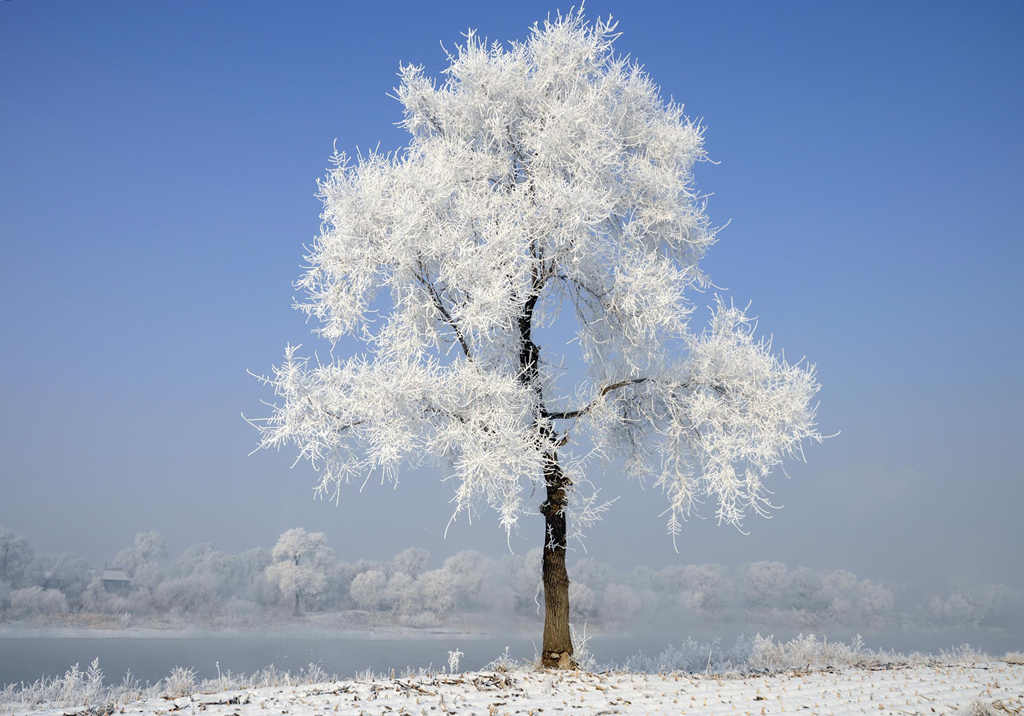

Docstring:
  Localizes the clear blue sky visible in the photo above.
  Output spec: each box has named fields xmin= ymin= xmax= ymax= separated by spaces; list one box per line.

xmin=1 ymin=0 xmax=1021 ymax=590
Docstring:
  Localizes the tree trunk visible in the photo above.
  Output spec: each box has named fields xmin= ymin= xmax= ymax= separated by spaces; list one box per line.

xmin=516 ymin=258 xmax=575 ymax=668
xmin=293 ymin=553 xmax=301 ymax=616
xmin=540 ymin=455 xmax=574 ymax=669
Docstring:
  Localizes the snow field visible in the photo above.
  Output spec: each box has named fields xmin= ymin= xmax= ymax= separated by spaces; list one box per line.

xmin=41 ymin=662 xmax=1022 ymax=716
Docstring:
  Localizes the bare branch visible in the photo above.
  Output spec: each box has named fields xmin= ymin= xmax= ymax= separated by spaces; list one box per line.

xmin=543 ymin=378 xmax=651 ymax=420
xmin=413 ymin=260 xmax=472 ymax=359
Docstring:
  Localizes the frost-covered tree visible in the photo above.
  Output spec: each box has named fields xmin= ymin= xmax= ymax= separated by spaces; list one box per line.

xmin=265 ymin=528 xmax=334 ymax=615
xmin=349 ymin=569 xmax=387 ymax=611
xmin=113 ymin=531 xmax=167 ymax=588
xmin=29 ymin=553 xmax=92 ymax=608
xmin=9 ymin=586 xmax=69 ymax=618
xmin=0 ymin=528 xmax=34 ymax=588
xmin=252 ymin=10 xmax=823 ymax=667
xmin=391 ymin=547 xmax=431 ymax=578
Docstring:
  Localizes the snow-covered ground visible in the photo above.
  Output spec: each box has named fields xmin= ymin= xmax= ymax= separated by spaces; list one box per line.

xmin=20 ymin=661 xmax=1023 ymax=715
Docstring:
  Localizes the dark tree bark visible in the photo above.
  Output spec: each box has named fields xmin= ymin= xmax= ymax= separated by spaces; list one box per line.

xmin=540 ymin=453 xmax=574 ymax=668
xmin=517 ymin=266 xmax=575 ymax=669
xmin=293 ymin=553 xmax=301 ymax=616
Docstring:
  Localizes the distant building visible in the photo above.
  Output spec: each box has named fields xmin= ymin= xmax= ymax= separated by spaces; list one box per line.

xmin=101 ymin=568 xmax=132 ymax=593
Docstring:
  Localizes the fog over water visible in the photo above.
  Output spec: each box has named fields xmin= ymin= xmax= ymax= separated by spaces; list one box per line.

xmin=1 ymin=527 xmax=1021 ymax=684
xmin=1 ymin=0 xmax=1022 ymax=681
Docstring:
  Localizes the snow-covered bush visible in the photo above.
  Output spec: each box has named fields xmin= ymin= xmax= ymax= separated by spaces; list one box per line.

xmin=398 ymin=610 xmax=441 ymax=627
xmin=27 ymin=553 xmax=91 ymax=607
xmin=220 ymin=597 xmax=262 ymax=626
xmin=623 ymin=635 xmax=753 ymax=674
xmin=154 ymin=575 xmax=218 ymax=616
xmin=163 ymin=666 xmax=196 ymax=698
xmin=746 ymin=633 xmax=901 ymax=673
xmin=9 ymin=586 xmax=69 ymax=617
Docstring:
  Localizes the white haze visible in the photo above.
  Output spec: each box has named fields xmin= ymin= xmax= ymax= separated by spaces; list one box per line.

xmin=1 ymin=526 xmax=1020 ymax=640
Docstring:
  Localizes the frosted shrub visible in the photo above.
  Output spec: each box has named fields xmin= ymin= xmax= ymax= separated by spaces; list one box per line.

xmin=485 ymin=646 xmax=520 ymax=673
xmin=0 ymin=659 xmax=131 ymax=712
xmin=9 ymin=586 xmax=69 ymax=617
xmin=399 ymin=610 xmax=441 ymax=628
xmin=938 ymin=644 xmax=987 ymax=663
xmin=746 ymin=633 xmax=908 ymax=673
xmin=163 ymin=666 xmax=197 ymax=698
xmin=301 ymin=662 xmax=329 ymax=684
xmin=154 ymin=576 xmax=216 ymax=616
xmin=623 ymin=635 xmax=753 ymax=674
xmin=222 ymin=597 xmax=261 ymax=625
xmin=447 ymin=649 xmax=464 ymax=673
xmin=82 ymin=658 xmax=106 ymax=706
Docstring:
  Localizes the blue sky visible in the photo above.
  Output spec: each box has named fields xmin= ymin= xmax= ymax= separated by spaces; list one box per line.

xmin=1 ymin=0 xmax=1021 ymax=590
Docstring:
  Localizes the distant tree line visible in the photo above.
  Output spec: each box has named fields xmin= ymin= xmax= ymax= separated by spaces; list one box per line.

xmin=0 ymin=527 xmax=1018 ymax=632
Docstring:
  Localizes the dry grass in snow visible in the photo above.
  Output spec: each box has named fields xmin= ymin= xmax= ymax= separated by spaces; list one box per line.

xmin=15 ymin=661 xmax=1022 ymax=716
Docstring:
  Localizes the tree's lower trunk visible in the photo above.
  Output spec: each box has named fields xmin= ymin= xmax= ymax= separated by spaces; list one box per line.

xmin=540 ymin=456 xmax=574 ymax=669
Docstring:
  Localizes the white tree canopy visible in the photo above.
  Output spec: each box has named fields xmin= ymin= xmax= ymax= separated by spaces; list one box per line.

xmin=265 ymin=528 xmax=334 ymax=609
xmin=252 ymin=10 xmax=822 ymax=543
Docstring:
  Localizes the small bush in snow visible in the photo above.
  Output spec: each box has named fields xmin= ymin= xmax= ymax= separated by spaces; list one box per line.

xmin=447 ymin=649 xmax=463 ymax=674
xmin=163 ymin=666 xmax=196 ymax=698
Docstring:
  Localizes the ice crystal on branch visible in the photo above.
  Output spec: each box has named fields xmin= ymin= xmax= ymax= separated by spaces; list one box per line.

xmin=251 ymin=9 xmax=823 ymax=540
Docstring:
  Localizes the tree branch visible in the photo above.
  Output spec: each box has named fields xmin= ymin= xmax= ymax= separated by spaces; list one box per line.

xmin=413 ymin=260 xmax=472 ymax=359
xmin=307 ymin=397 xmax=364 ymax=431
xmin=542 ymin=378 xmax=728 ymax=420
xmin=542 ymin=378 xmax=651 ymax=420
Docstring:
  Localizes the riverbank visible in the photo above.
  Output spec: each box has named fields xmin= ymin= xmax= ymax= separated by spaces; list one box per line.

xmin=12 ymin=660 xmax=1024 ymax=715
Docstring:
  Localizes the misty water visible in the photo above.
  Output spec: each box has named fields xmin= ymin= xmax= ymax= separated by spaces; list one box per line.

xmin=3 ymin=627 xmax=1020 ymax=687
